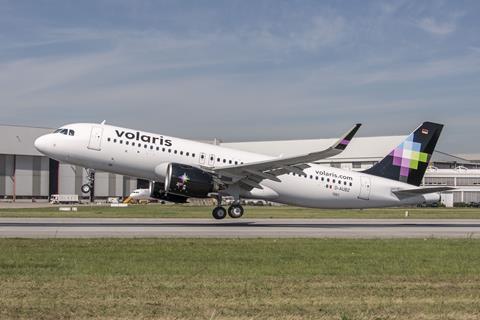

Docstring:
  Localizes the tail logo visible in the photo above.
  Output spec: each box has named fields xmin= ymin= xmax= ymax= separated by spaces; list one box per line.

xmin=391 ymin=134 xmax=429 ymax=179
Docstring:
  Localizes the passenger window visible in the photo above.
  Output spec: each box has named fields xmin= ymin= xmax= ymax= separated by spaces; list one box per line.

xmin=217 ymin=158 xmax=220 ymax=162
xmin=223 ymin=159 xmax=226 ymax=163
xmin=192 ymin=153 xmax=195 ymax=157
xmin=120 ymin=140 xmax=123 ymax=144
xmin=229 ymin=160 xmax=232 ymax=164
xmin=235 ymin=161 xmax=238 ymax=165
xmin=168 ymin=149 xmax=171 ymax=153
xmin=113 ymin=139 xmax=117 ymax=143
xmin=163 ymin=148 xmax=166 ymax=152
xmin=174 ymin=150 xmax=177 ymax=154
xmin=185 ymin=151 xmax=189 ymax=156
xmin=150 ymin=146 xmax=154 ymax=150
xmin=156 ymin=147 xmax=159 ymax=151
xmin=180 ymin=151 xmax=183 ymax=155
xmin=126 ymin=141 xmax=129 ymax=145
xmin=107 ymin=138 xmax=111 ymax=142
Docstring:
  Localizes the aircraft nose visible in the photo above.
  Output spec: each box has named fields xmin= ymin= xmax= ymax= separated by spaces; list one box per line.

xmin=34 ymin=135 xmax=49 ymax=154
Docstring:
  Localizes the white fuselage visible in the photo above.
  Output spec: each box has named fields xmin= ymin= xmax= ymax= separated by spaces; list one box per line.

xmin=34 ymin=123 xmax=438 ymax=208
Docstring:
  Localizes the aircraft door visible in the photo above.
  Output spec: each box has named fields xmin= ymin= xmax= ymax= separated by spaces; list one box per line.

xmin=88 ymin=126 xmax=104 ymax=151
xmin=358 ymin=176 xmax=371 ymax=200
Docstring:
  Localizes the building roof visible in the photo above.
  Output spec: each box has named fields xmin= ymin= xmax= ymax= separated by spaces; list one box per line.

xmin=455 ymin=154 xmax=480 ymax=162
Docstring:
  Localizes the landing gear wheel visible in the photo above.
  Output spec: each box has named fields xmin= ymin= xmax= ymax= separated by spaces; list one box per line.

xmin=212 ymin=207 xmax=227 ymax=220
xmin=81 ymin=184 xmax=91 ymax=194
xmin=228 ymin=204 xmax=244 ymax=219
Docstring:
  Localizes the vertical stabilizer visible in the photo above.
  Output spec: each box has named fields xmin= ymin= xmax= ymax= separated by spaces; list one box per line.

xmin=363 ymin=122 xmax=443 ymax=186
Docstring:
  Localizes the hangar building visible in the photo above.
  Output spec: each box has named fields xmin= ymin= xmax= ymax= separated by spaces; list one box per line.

xmin=1 ymin=124 xmax=479 ymax=204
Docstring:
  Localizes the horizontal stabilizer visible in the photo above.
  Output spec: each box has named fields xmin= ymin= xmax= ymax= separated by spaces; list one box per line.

xmin=393 ymin=186 xmax=454 ymax=200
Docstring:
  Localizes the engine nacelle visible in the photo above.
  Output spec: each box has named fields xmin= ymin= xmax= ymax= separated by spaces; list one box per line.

xmin=149 ymin=181 xmax=188 ymax=203
xmin=165 ymin=163 xmax=219 ymax=198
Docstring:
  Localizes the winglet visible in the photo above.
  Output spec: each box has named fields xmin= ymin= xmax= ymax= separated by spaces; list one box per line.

xmin=333 ymin=123 xmax=361 ymax=151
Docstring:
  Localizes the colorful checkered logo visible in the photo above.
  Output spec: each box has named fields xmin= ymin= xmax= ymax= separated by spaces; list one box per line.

xmin=390 ymin=134 xmax=429 ymax=178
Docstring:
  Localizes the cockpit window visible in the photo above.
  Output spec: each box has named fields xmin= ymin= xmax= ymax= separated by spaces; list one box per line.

xmin=54 ymin=128 xmax=73 ymax=136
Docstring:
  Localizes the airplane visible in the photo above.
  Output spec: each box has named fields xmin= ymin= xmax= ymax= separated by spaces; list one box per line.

xmin=34 ymin=121 xmax=453 ymax=219
xmin=124 ymin=189 xmax=154 ymax=203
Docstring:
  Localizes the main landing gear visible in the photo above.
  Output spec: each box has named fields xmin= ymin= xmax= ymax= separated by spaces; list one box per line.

xmin=211 ymin=195 xmax=244 ymax=220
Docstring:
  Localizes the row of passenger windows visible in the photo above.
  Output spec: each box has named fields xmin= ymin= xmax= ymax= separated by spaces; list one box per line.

xmin=107 ymin=137 xmax=245 ymax=165
xmin=289 ymin=172 xmax=353 ymax=186
xmin=202 ymin=154 xmax=244 ymax=165
xmin=54 ymin=128 xmax=75 ymax=136
xmin=107 ymin=137 xmax=196 ymax=158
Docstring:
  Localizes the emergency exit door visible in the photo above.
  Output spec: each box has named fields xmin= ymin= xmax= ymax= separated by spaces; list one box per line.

xmin=358 ymin=176 xmax=371 ymax=200
xmin=88 ymin=126 xmax=104 ymax=151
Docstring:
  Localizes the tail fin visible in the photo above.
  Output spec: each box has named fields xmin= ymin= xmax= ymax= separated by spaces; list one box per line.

xmin=363 ymin=122 xmax=444 ymax=186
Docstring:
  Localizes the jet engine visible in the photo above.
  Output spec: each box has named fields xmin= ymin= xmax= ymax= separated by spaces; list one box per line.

xmin=162 ymin=163 xmax=219 ymax=198
xmin=148 ymin=181 xmax=188 ymax=203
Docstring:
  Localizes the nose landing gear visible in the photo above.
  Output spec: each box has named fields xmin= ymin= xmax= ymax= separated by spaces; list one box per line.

xmin=81 ymin=169 xmax=96 ymax=202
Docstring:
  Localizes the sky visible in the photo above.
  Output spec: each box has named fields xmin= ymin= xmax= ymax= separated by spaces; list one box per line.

xmin=0 ymin=0 xmax=479 ymax=153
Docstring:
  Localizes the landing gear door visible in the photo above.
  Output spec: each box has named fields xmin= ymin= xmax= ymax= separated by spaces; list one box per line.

xmin=358 ymin=176 xmax=371 ymax=200
xmin=88 ymin=126 xmax=104 ymax=151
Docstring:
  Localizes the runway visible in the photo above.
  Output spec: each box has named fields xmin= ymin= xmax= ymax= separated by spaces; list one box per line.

xmin=0 ymin=218 xmax=480 ymax=238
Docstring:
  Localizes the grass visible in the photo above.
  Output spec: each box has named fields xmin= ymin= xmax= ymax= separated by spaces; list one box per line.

xmin=0 ymin=204 xmax=479 ymax=219
xmin=0 ymin=238 xmax=480 ymax=319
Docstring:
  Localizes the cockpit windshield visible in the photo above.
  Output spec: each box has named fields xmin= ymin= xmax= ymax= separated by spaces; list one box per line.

xmin=53 ymin=128 xmax=75 ymax=136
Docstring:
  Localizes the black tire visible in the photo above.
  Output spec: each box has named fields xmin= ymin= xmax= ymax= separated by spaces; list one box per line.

xmin=212 ymin=207 xmax=227 ymax=220
xmin=81 ymin=184 xmax=91 ymax=194
xmin=228 ymin=204 xmax=244 ymax=219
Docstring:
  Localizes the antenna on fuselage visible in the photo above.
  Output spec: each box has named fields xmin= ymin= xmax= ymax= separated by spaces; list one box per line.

xmin=101 ymin=120 xmax=106 ymax=125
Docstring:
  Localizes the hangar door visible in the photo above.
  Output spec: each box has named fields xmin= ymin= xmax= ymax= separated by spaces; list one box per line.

xmin=88 ymin=126 xmax=104 ymax=151
xmin=358 ymin=176 xmax=371 ymax=200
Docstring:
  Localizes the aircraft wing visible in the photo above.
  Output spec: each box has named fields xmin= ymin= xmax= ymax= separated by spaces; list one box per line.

xmin=392 ymin=187 xmax=455 ymax=200
xmin=210 ymin=124 xmax=361 ymax=189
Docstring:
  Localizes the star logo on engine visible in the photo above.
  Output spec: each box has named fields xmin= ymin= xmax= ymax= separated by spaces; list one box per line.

xmin=176 ymin=173 xmax=190 ymax=191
